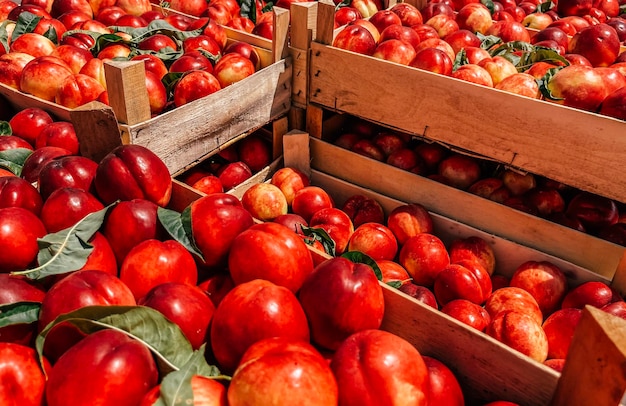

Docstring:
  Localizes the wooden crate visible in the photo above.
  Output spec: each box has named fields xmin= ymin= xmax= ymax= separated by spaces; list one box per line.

xmin=282 ymin=130 xmax=626 ymax=405
xmin=172 ymin=115 xmax=288 ymax=200
xmin=303 ymin=108 xmax=626 ymax=292
xmin=304 ymin=0 xmax=626 ymax=204
xmin=165 ymin=130 xmax=626 ymax=405
xmin=283 ymin=129 xmax=626 ymax=405
xmin=0 ymin=7 xmax=292 ymax=176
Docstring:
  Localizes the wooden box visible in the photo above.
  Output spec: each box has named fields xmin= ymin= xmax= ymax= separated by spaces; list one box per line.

xmin=303 ymin=108 xmax=626 ymax=292
xmin=166 ymin=130 xmax=626 ymax=405
xmin=303 ymin=0 xmax=626 ymax=204
xmin=281 ymin=130 xmax=626 ymax=405
xmin=0 ymin=7 xmax=292 ymax=176
xmin=173 ymin=116 xmax=288 ymax=200
xmin=285 ymin=130 xmax=626 ymax=405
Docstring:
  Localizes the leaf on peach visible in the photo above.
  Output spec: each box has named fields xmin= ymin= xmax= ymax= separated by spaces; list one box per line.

xmin=35 ymin=305 xmax=200 ymax=376
xmin=12 ymin=203 xmax=115 ymax=280
xmin=157 ymin=206 xmax=205 ymax=261
xmin=341 ymin=251 xmax=383 ymax=281
xmin=11 ymin=11 xmax=42 ymax=43
xmin=0 ymin=302 xmax=40 ymax=328
xmin=0 ymin=148 xmax=32 ymax=177
xmin=155 ymin=345 xmax=225 ymax=406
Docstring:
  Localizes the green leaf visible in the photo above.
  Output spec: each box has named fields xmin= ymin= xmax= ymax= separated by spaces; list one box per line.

xmin=261 ymin=1 xmax=274 ymax=13
xmin=197 ymin=48 xmax=220 ymax=65
xmin=301 ymin=226 xmax=336 ymax=257
xmin=157 ymin=206 xmax=205 ymax=261
xmin=335 ymin=0 xmax=351 ymax=9
xmin=386 ymin=280 xmax=403 ymax=289
xmin=12 ymin=12 xmax=42 ymax=43
xmin=36 ymin=305 xmax=196 ymax=376
xmin=0 ymin=121 xmax=11 ymax=135
xmin=537 ymin=66 xmax=564 ymax=101
xmin=155 ymin=345 xmax=223 ymax=406
xmin=0 ymin=21 xmax=10 ymax=54
xmin=109 ymin=20 xmax=203 ymax=45
xmin=481 ymin=0 xmax=495 ymax=15
xmin=162 ymin=72 xmax=183 ymax=100
xmin=477 ymin=32 xmax=502 ymax=50
xmin=537 ymin=1 xmax=554 ymax=12
xmin=92 ymin=32 xmax=128 ymax=56
xmin=129 ymin=47 xmax=184 ymax=64
xmin=453 ymin=48 xmax=469 ymax=72
xmin=0 ymin=302 xmax=41 ymax=328
xmin=489 ymin=40 xmax=534 ymax=57
xmin=240 ymin=0 xmax=257 ymax=24
xmin=341 ymin=251 xmax=383 ymax=281
xmin=12 ymin=203 xmax=116 ymax=280
xmin=42 ymin=25 xmax=58 ymax=44
xmin=0 ymin=148 xmax=32 ymax=176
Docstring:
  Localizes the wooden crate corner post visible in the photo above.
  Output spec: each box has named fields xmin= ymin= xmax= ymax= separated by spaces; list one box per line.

xmin=283 ymin=129 xmax=311 ymax=178
xmin=289 ymin=1 xmax=319 ymax=108
xmin=69 ymin=101 xmax=123 ymax=163
xmin=314 ymin=0 xmax=335 ymax=45
xmin=550 ymin=305 xmax=626 ymax=406
xmin=103 ymin=60 xmax=151 ymax=126
xmin=272 ymin=6 xmax=290 ymax=63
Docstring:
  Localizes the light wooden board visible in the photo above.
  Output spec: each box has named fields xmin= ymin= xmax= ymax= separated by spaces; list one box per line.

xmin=0 ymin=82 xmax=72 ymax=121
xmin=309 ymin=137 xmax=626 ymax=282
xmin=551 ymin=306 xmax=626 ymax=406
xmin=308 ymin=42 xmax=626 ymax=204
xmin=120 ymin=59 xmax=292 ymax=175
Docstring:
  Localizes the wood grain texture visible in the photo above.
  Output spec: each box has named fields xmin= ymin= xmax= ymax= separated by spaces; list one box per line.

xmin=69 ymin=101 xmax=123 ymax=163
xmin=308 ymin=42 xmax=626 ymax=203
xmin=120 ymin=59 xmax=292 ymax=175
xmin=289 ymin=2 xmax=318 ymax=107
xmin=283 ymin=130 xmax=311 ymax=177
xmin=272 ymin=7 xmax=290 ymax=62
xmin=551 ymin=306 xmax=626 ymax=406
xmin=168 ymin=179 xmax=205 ymax=212
xmin=309 ymin=137 xmax=625 ymax=281
xmin=103 ymin=60 xmax=151 ymax=125
xmin=0 ymin=82 xmax=71 ymax=121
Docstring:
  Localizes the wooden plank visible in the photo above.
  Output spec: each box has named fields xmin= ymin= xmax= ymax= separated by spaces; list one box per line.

xmin=272 ymin=116 xmax=289 ymax=159
xmin=168 ymin=179 xmax=205 ymax=212
xmin=288 ymin=105 xmax=306 ymax=132
xmin=308 ymin=42 xmax=626 ymax=204
xmin=103 ymin=60 xmax=151 ymax=126
xmin=0 ymin=82 xmax=72 ymax=121
xmin=380 ymin=283 xmax=560 ymax=405
xmin=305 ymin=103 xmax=324 ymax=138
xmin=289 ymin=2 xmax=318 ymax=107
xmin=272 ymin=6 xmax=290 ymax=63
xmin=309 ymin=137 xmax=625 ymax=280
xmin=315 ymin=0 xmax=335 ymax=45
xmin=551 ymin=306 xmax=626 ymax=406
xmin=283 ymin=130 xmax=312 ymax=177
xmin=290 ymin=2 xmax=318 ymax=50
xmin=310 ymin=169 xmax=611 ymax=286
xmin=121 ymin=59 xmax=291 ymax=175
xmin=69 ymin=101 xmax=123 ymax=163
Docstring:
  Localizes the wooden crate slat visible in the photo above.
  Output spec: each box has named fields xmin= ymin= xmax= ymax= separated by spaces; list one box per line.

xmin=308 ymin=41 xmax=626 ymax=203
xmin=309 ymin=137 xmax=626 ymax=281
